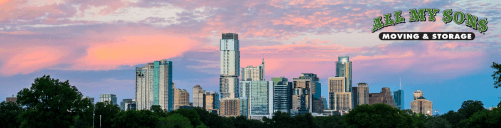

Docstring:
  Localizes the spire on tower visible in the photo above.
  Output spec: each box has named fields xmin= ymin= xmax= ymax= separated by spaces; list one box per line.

xmin=400 ymin=78 xmax=402 ymax=90
xmin=262 ymin=58 xmax=264 ymax=64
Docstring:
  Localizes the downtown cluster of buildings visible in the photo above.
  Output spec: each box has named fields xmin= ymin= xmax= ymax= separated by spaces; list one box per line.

xmin=4 ymin=33 xmax=436 ymax=118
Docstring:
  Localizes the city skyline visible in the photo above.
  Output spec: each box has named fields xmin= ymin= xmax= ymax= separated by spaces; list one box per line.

xmin=1 ymin=0 xmax=501 ymax=116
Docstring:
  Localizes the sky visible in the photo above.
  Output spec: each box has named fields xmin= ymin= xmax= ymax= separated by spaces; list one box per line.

xmin=0 ymin=0 xmax=500 ymax=114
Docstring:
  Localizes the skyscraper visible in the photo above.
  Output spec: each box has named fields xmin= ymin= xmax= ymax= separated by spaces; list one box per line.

xmin=82 ymin=96 xmax=95 ymax=104
xmin=335 ymin=56 xmax=352 ymax=92
xmin=352 ymin=83 xmax=369 ymax=109
xmin=272 ymin=77 xmax=292 ymax=113
xmin=135 ymin=59 xmax=173 ymax=111
xmin=411 ymin=90 xmax=433 ymax=116
xmin=241 ymin=59 xmax=265 ymax=81
xmin=369 ymin=87 xmax=396 ymax=107
xmin=174 ymin=88 xmax=190 ymax=110
xmin=321 ymin=96 xmax=327 ymax=110
xmin=100 ymin=94 xmax=117 ymax=105
xmin=248 ymin=81 xmax=274 ymax=120
xmin=120 ymin=99 xmax=133 ymax=110
xmin=394 ymin=90 xmax=404 ymax=110
xmin=205 ymin=91 xmax=220 ymax=110
xmin=292 ymin=73 xmax=322 ymax=114
xmin=329 ymin=77 xmax=351 ymax=111
xmin=193 ymin=85 xmax=205 ymax=108
xmin=413 ymin=90 xmax=423 ymax=100
xmin=220 ymin=33 xmax=240 ymax=99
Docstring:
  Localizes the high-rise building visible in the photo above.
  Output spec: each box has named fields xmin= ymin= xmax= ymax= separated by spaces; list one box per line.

xmin=127 ymin=99 xmax=136 ymax=110
xmin=100 ymin=94 xmax=117 ymax=105
xmin=6 ymin=95 xmax=16 ymax=103
xmin=292 ymin=73 xmax=322 ymax=114
xmin=369 ymin=87 xmax=396 ymax=107
xmin=272 ymin=77 xmax=293 ymax=113
xmin=220 ymin=33 xmax=240 ymax=99
xmin=394 ymin=90 xmax=404 ymax=110
xmin=329 ymin=77 xmax=351 ymax=111
xmin=411 ymin=90 xmax=433 ymax=116
xmin=352 ymin=83 xmax=369 ymax=108
xmin=321 ymin=96 xmax=327 ymax=110
xmin=248 ymin=81 xmax=274 ymax=119
xmin=413 ymin=90 xmax=423 ymax=100
xmin=82 ymin=96 xmax=95 ymax=104
xmin=174 ymin=88 xmax=190 ymax=110
xmin=204 ymin=91 xmax=220 ymax=110
xmin=193 ymin=85 xmax=205 ymax=108
xmin=335 ymin=56 xmax=352 ymax=92
xmin=135 ymin=59 xmax=174 ymax=111
xmin=241 ymin=59 xmax=265 ymax=81
xmin=240 ymin=97 xmax=249 ymax=117
xmin=220 ymin=98 xmax=240 ymax=117
xmin=120 ymin=99 xmax=133 ymax=110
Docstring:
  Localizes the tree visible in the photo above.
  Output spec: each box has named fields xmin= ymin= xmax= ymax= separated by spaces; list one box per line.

xmin=458 ymin=100 xmax=485 ymax=119
xmin=267 ymin=111 xmax=294 ymax=128
xmin=16 ymin=75 xmax=92 ymax=128
xmin=112 ymin=110 xmax=158 ymax=128
xmin=424 ymin=117 xmax=452 ymax=128
xmin=457 ymin=108 xmax=501 ymax=128
xmin=158 ymin=113 xmax=193 ymax=128
xmin=168 ymin=108 xmax=202 ymax=127
xmin=94 ymin=101 xmax=120 ymax=128
xmin=0 ymin=101 xmax=24 ymax=128
xmin=491 ymin=62 xmax=501 ymax=88
xmin=345 ymin=103 xmax=416 ymax=128
xmin=315 ymin=115 xmax=348 ymax=128
xmin=151 ymin=105 xmax=166 ymax=117
xmin=440 ymin=110 xmax=465 ymax=128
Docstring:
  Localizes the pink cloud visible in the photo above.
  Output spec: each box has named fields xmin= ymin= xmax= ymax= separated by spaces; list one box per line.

xmin=0 ymin=46 xmax=69 ymax=76
xmin=72 ymin=35 xmax=197 ymax=70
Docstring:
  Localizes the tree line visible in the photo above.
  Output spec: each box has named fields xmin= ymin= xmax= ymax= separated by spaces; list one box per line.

xmin=0 ymin=62 xmax=500 ymax=128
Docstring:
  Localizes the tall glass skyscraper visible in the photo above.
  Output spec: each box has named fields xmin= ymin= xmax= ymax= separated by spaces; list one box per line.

xmin=135 ymin=60 xmax=173 ymax=111
xmin=249 ymin=81 xmax=274 ymax=119
xmin=272 ymin=77 xmax=292 ymax=113
xmin=393 ymin=90 xmax=404 ymax=110
xmin=336 ymin=56 xmax=352 ymax=92
xmin=220 ymin=33 xmax=240 ymax=99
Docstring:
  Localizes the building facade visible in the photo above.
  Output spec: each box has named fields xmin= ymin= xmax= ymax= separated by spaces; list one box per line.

xmin=393 ymin=90 xmax=404 ymax=110
xmin=335 ymin=56 xmax=352 ymax=92
xmin=220 ymin=98 xmax=240 ymax=117
xmin=135 ymin=59 xmax=174 ymax=111
xmin=82 ymin=96 xmax=95 ymax=104
xmin=369 ymin=87 xmax=396 ymax=107
xmin=321 ymin=96 xmax=327 ymax=110
xmin=352 ymin=83 xmax=369 ymax=108
xmin=100 ymin=94 xmax=117 ymax=105
xmin=220 ymin=33 xmax=240 ymax=99
xmin=174 ymin=88 xmax=190 ymax=110
xmin=193 ymin=85 xmax=205 ymax=108
xmin=292 ymin=73 xmax=322 ymax=115
xmin=241 ymin=59 xmax=265 ymax=81
xmin=272 ymin=77 xmax=292 ymax=113
xmin=120 ymin=99 xmax=133 ymax=110
xmin=411 ymin=90 xmax=433 ymax=116
xmin=248 ymin=81 xmax=274 ymax=119
xmin=329 ymin=77 xmax=352 ymax=112
xmin=6 ymin=95 xmax=16 ymax=103
xmin=204 ymin=91 xmax=220 ymax=111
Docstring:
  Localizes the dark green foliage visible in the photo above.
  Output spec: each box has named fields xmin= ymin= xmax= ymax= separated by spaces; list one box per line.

xmin=112 ymin=110 xmax=158 ymax=128
xmin=440 ymin=110 xmax=466 ymax=128
xmin=0 ymin=101 xmax=24 ymax=128
xmin=151 ymin=105 xmax=166 ymax=117
xmin=16 ymin=75 xmax=92 ymax=128
xmin=265 ymin=111 xmax=295 ymax=128
xmin=458 ymin=100 xmax=485 ymax=119
xmin=424 ymin=117 xmax=452 ymax=128
xmin=457 ymin=108 xmax=501 ymax=128
xmin=158 ymin=113 xmax=192 ymax=128
xmin=94 ymin=101 xmax=120 ymax=128
xmin=315 ymin=115 xmax=348 ymax=128
xmin=168 ymin=108 xmax=202 ymax=127
xmin=345 ymin=103 xmax=416 ymax=128
xmin=491 ymin=62 xmax=501 ymax=88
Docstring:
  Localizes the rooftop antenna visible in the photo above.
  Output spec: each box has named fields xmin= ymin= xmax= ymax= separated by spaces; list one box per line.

xmin=400 ymin=78 xmax=401 ymax=90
